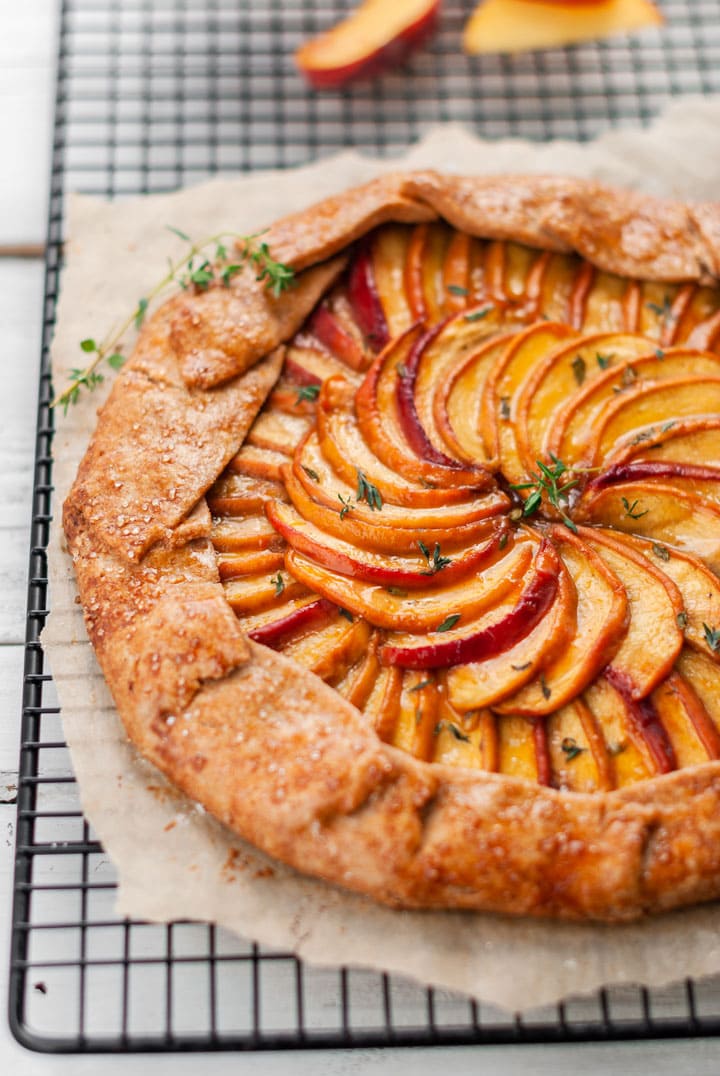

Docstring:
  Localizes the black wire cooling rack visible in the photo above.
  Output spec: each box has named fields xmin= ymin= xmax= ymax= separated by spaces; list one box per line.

xmin=10 ymin=0 xmax=720 ymax=1054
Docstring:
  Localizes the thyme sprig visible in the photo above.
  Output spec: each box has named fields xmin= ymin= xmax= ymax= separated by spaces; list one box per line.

xmin=53 ymin=227 xmax=295 ymax=413
xmin=509 ymin=454 xmax=579 ymax=533
xmin=418 ymin=540 xmax=452 ymax=576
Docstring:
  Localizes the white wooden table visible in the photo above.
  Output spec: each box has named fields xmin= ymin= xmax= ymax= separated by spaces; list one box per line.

xmin=2 ymin=4 xmax=720 ymax=1072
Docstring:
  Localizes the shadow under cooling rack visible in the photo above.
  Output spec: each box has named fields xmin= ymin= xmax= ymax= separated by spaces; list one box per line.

xmin=10 ymin=0 xmax=720 ymax=1052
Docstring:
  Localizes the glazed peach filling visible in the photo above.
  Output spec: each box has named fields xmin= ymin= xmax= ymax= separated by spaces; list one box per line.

xmin=208 ymin=223 xmax=720 ymax=793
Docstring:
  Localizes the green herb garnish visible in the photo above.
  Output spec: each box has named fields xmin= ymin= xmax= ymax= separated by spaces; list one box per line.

xmin=436 ymin=613 xmax=460 ymax=633
xmin=464 ymin=305 xmax=493 ymax=322
xmin=622 ymin=497 xmax=649 ymax=520
xmin=418 ymin=540 xmax=452 ymax=575
xmin=509 ymin=454 xmax=579 ymax=533
xmin=596 ymin=352 xmax=613 ymax=370
xmin=448 ymin=284 xmax=469 ymax=297
xmin=571 ymin=355 xmax=587 ymax=386
xmin=338 ymin=494 xmax=354 ymax=520
xmin=356 ymin=470 xmax=383 ymax=511
xmin=561 ymin=737 xmax=585 ymax=761
xmin=54 ymin=227 xmax=295 ymax=412
xmin=434 ymin=721 xmax=471 ymax=743
xmin=302 ymin=465 xmax=319 ymax=483
xmin=295 ymin=383 xmax=321 ymax=404
xmin=410 ymin=679 xmax=433 ymax=693
xmin=676 ymin=611 xmax=688 ymax=630
xmin=271 ymin=572 xmax=285 ymax=597
xmin=703 ymin=623 xmax=720 ymax=652
xmin=338 ymin=607 xmax=353 ymax=622
xmin=652 ymin=542 xmax=671 ymax=562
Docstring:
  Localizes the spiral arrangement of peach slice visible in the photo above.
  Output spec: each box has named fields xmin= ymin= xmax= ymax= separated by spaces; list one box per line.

xmin=208 ymin=222 xmax=720 ymax=793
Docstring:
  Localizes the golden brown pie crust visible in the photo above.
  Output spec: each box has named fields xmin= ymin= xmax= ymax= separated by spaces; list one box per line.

xmin=63 ymin=172 xmax=720 ymax=922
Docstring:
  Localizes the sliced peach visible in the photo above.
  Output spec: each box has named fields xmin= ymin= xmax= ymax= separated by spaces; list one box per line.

xmin=379 ymin=538 xmax=560 ymax=668
xmin=227 ymin=444 xmax=289 ymax=482
xmin=581 ymin=272 xmax=636 ymax=335
xmin=347 ymin=244 xmax=390 ymax=352
xmin=285 ymin=533 xmax=532 ymax=632
xmin=267 ymin=498 xmax=506 ymax=590
xmin=589 ymin=461 xmax=720 ymax=511
xmin=284 ymin=340 xmax=361 ymax=387
xmin=638 ymin=282 xmax=684 ymax=341
xmin=207 ymin=471 xmax=286 ymax=516
xmin=356 ymin=324 xmax=490 ymax=487
xmin=514 ymin=332 xmax=652 ymax=472
xmin=549 ymin=350 xmax=720 ymax=466
xmin=412 ymin=306 xmax=504 ymax=466
xmin=365 ymin=666 xmax=403 ymax=743
xmin=650 ymin=671 xmax=720 ymax=767
xmin=308 ymin=304 xmax=367 ymax=372
xmin=610 ymin=532 xmax=720 ymax=663
xmin=404 ymin=222 xmax=455 ymax=323
xmin=446 ymin=548 xmax=576 ymax=710
xmin=676 ymin=648 xmax=720 ymax=736
xmin=335 ymin=633 xmax=382 ymax=710
xmin=604 ymin=417 xmax=720 ymax=468
xmin=295 ymin=0 xmax=440 ymax=90
xmin=577 ymin=481 xmax=720 ymax=573
xmin=246 ymin=409 xmax=311 ymax=457
xmin=223 ymin=571 xmax=309 ymax=617
xmin=546 ymin=700 xmax=609 ymax=793
xmin=282 ymin=611 xmax=372 ymax=684
xmin=317 ymin=385 xmax=485 ymax=507
xmin=210 ymin=514 xmax=283 ymax=553
xmin=675 ymin=285 xmax=720 ymax=348
xmin=390 ymin=671 xmax=440 ymax=761
xmin=464 ymin=0 xmax=663 ymax=54
xmin=496 ymin=715 xmax=539 ymax=784
xmin=480 ymin=321 xmax=578 ymax=485
xmin=582 ymin=678 xmax=653 ymax=788
xmin=495 ymin=528 xmax=628 ymax=717
xmin=283 ymin=459 xmax=501 ymax=555
xmin=435 ymin=333 xmax=514 ymax=466
xmin=293 ymin=431 xmax=507 ymax=529
xmin=537 ymin=253 xmax=582 ymax=324
xmin=370 ymin=225 xmax=414 ymax=337
xmin=578 ymin=527 xmax=683 ymax=698
xmin=442 ymin=231 xmax=473 ymax=313
xmin=247 ymin=596 xmax=335 ymax=647
xmin=589 ymin=376 xmax=720 ymax=465
xmin=603 ymin=667 xmax=676 ymax=774
xmin=217 ymin=549 xmax=285 ymax=581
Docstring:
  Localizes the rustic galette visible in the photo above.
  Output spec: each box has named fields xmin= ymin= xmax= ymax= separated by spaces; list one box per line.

xmin=64 ymin=173 xmax=720 ymax=920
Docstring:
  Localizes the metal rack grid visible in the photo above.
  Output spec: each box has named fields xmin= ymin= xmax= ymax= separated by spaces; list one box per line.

xmin=9 ymin=0 xmax=720 ymax=1053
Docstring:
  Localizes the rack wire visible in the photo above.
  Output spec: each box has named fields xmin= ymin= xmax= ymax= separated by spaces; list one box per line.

xmin=9 ymin=0 xmax=720 ymax=1053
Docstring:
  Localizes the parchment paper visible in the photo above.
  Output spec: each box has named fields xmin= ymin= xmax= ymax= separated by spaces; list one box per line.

xmin=44 ymin=98 xmax=720 ymax=1013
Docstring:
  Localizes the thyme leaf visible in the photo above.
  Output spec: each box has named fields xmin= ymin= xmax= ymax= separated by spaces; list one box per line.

xmin=356 ymin=470 xmax=383 ymax=511
xmin=338 ymin=494 xmax=354 ymax=520
xmin=436 ymin=613 xmax=460 ymax=633
xmin=418 ymin=540 xmax=452 ymax=575
xmin=703 ymin=623 xmax=720 ymax=652
xmin=434 ymin=720 xmax=471 ymax=743
xmin=509 ymin=454 xmax=579 ymax=533
xmin=54 ymin=228 xmax=295 ymax=411
xmin=271 ymin=572 xmax=285 ymax=597
xmin=621 ymin=497 xmax=649 ymax=520
xmin=571 ymin=354 xmax=587 ymax=386
xmin=561 ymin=737 xmax=585 ymax=761
xmin=295 ymin=383 xmax=321 ymax=404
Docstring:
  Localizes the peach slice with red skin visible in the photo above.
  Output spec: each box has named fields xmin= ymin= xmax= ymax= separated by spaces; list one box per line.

xmin=356 ymin=324 xmax=490 ymax=488
xmin=604 ymin=417 xmax=720 ymax=468
xmin=266 ymin=499 xmax=507 ymax=590
xmin=577 ymin=527 xmax=684 ymax=699
xmin=577 ymin=481 xmax=720 ymax=574
xmin=247 ymin=596 xmax=336 ymax=648
xmin=370 ymin=225 xmax=414 ymax=337
xmin=317 ymin=382 xmax=487 ymax=507
xmin=282 ymin=459 xmax=500 ymax=555
xmin=347 ymin=244 xmax=390 ymax=352
xmin=547 ymin=350 xmax=720 ymax=467
xmin=513 ymin=332 xmax=652 ymax=472
xmin=295 ymin=0 xmax=441 ymax=90
xmin=606 ymin=531 xmax=720 ymax=663
xmin=588 ymin=376 xmax=720 ymax=466
xmin=479 ymin=321 xmax=578 ymax=485
xmin=285 ymin=534 xmax=533 ymax=632
xmin=495 ymin=528 xmax=629 ymax=717
xmin=379 ymin=538 xmax=560 ymax=669
xmin=292 ymin=431 xmax=507 ymax=530
xmin=446 ymin=547 xmax=576 ymax=710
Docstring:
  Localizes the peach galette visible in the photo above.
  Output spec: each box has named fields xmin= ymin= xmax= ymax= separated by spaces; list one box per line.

xmin=64 ymin=174 xmax=720 ymax=920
